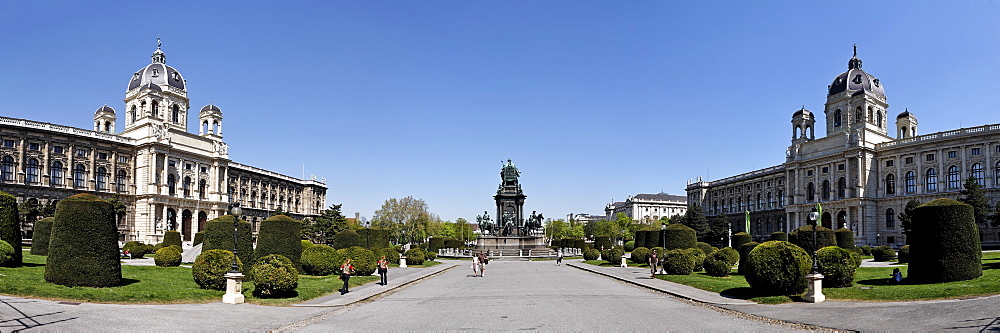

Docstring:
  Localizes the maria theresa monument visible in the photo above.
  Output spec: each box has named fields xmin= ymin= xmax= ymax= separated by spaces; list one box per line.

xmin=476 ymin=159 xmax=545 ymax=250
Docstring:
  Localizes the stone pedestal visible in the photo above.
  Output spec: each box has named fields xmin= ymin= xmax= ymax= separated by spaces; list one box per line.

xmin=400 ymin=256 xmax=407 ymax=268
xmin=620 ymin=256 xmax=627 ymax=267
xmin=474 ymin=235 xmax=547 ymax=250
xmin=803 ymin=273 xmax=825 ymax=303
xmin=222 ymin=272 xmax=245 ymax=304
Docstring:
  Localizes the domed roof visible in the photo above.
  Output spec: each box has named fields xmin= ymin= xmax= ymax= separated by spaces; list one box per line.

xmin=200 ymin=104 xmax=221 ymax=113
xmin=897 ymin=109 xmax=914 ymax=119
xmin=827 ymin=46 xmax=884 ymax=98
xmin=138 ymin=82 xmax=162 ymax=92
xmin=127 ymin=43 xmax=185 ymax=92
xmin=793 ymin=107 xmax=812 ymax=117
xmin=95 ymin=105 xmax=115 ymax=114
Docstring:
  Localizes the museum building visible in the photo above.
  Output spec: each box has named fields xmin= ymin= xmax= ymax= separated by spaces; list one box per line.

xmin=0 ymin=43 xmax=327 ymax=244
xmin=685 ymin=48 xmax=1000 ymax=247
xmin=605 ymin=193 xmax=688 ymax=222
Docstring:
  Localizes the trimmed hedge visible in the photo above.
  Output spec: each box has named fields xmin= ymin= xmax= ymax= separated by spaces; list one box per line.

xmin=193 ymin=249 xmax=243 ymax=290
xmin=355 ymin=228 xmax=390 ymax=249
xmin=770 ymin=232 xmax=788 ymax=242
xmin=252 ymin=254 xmax=299 ymax=298
xmin=909 ymin=198 xmax=982 ymax=283
xmin=0 ymin=191 xmax=21 ymax=266
xmin=155 ymin=246 xmax=182 ymax=267
xmin=745 ymin=241 xmax=811 ymax=295
xmin=860 ymin=246 xmax=872 ymax=256
xmin=624 ymin=240 xmax=636 ymax=252
xmin=428 ymin=237 xmax=446 ymax=252
xmin=193 ymin=232 xmax=205 ymax=246
xmin=404 ymin=248 xmax=425 ymax=265
xmin=694 ymin=242 xmax=715 ymax=256
xmin=630 ymin=247 xmax=651 ymax=264
xmin=897 ymin=245 xmax=910 ymax=263
xmin=718 ymin=247 xmax=740 ymax=266
xmin=340 ymin=246 xmax=376 ymax=276
xmin=685 ymin=248 xmax=706 ymax=272
xmin=704 ymin=251 xmax=732 ymax=277
xmin=646 ymin=230 xmax=661 ymax=249
xmin=732 ymin=232 xmax=752 ymax=250
xmin=382 ymin=246 xmax=401 ymax=264
xmin=816 ymin=246 xmax=859 ymax=288
xmin=583 ymin=248 xmax=600 ymax=261
xmin=163 ymin=230 xmax=182 ymax=248
xmin=601 ymin=247 xmax=624 ymax=264
xmin=45 ymin=194 xmax=122 ymax=287
xmin=663 ymin=224 xmax=696 ymax=250
xmin=301 ymin=240 xmax=314 ymax=253
xmin=122 ymin=241 xmax=146 ymax=259
xmin=333 ymin=230 xmax=360 ymax=249
xmin=0 ymin=240 xmax=14 ymax=267
xmin=202 ymin=215 xmax=254 ymax=273
xmin=834 ymin=228 xmax=855 ymax=250
xmin=871 ymin=246 xmax=896 ymax=262
xmin=738 ymin=241 xmax=759 ymax=275
xmin=30 ymin=217 xmax=54 ymax=256
xmin=633 ymin=231 xmax=646 ymax=250
xmin=301 ymin=244 xmax=342 ymax=276
xmin=593 ymin=236 xmax=612 ymax=250
xmin=662 ymin=249 xmax=695 ymax=275
xmin=255 ymin=215 xmax=302 ymax=270
xmin=445 ymin=238 xmax=464 ymax=249
xmin=792 ymin=225 xmax=836 ymax=254
xmin=573 ymin=239 xmax=585 ymax=250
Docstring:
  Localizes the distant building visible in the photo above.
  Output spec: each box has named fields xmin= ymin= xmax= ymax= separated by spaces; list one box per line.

xmin=605 ymin=193 xmax=688 ymax=222
xmin=568 ymin=213 xmax=606 ymax=224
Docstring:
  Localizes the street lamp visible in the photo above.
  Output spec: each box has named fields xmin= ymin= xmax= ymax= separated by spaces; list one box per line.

xmin=228 ymin=202 xmax=242 ymax=273
xmin=807 ymin=211 xmax=819 ymax=274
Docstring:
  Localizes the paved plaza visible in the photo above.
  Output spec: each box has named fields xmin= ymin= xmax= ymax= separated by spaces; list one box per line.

xmin=2 ymin=259 xmax=1000 ymax=332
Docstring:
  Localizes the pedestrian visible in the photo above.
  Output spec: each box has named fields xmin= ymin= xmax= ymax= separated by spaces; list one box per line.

xmin=479 ymin=252 xmax=488 ymax=277
xmin=472 ymin=252 xmax=481 ymax=277
xmin=339 ymin=258 xmax=355 ymax=295
xmin=377 ymin=255 xmax=389 ymax=286
xmin=888 ymin=268 xmax=902 ymax=284
xmin=556 ymin=249 xmax=563 ymax=266
xmin=648 ymin=251 xmax=659 ymax=278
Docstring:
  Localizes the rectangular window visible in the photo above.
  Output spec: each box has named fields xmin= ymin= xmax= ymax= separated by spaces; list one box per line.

xmin=887 ymin=236 xmax=896 ymax=244
xmin=76 ymin=149 xmax=87 ymax=157
xmin=2 ymin=140 xmax=14 ymax=148
xmin=885 ymin=160 xmax=893 ymax=167
xmin=53 ymin=146 xmax=64 ymax=154
xmin=168 ymin=160 xmax=176 ymax=167
xmin=117 ymin=156 xmax=129 ymax=164
xmin=200 ymin=166 xmax=208 ymax=173
xmin=948 ymin=151 xmax=957 ymax=159
xmin=185 ymin=163 xmax=193 ymax=170
xmin=926 ymin=154 xmax=935 ymax=161
xmin=807 ymin=170 xmax=813 ymax=176
xmin=971 ymin=148 xmax=981 ymax=156
xmin=822 ymin=167 xmax=829 ymax=173
xmin=838 ymin=164 xmax=845 ymax=171
xmin=98 ymin=152 xmax=108 ymax=160
xmin=905 ymin=157 xmax=913 ymax=164
xmin=28 ymin=143 xmax=39 ymax=151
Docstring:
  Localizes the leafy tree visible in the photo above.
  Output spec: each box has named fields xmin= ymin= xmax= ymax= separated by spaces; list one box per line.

xmin=583 ymin=220 xmax=598 ymax=240
xmin=992 ymin=201 xmax=1000 ymax=227
xmin=705 ymin=215 xmax=730 ymax=247
xmin=371 ymin=196 xmax=433 ymax=244
xmin=959 ymin=176 xmax=991 ymax=226
xmin=680 ymin=205 xmax=709 ymax=241
xmin=611 ymin=213 xmax=634 ymax=244
xmin=18 ymin=199 xmax=40 ymax=224
xmin=301 ymin=204 xmax=350 ymax=244
xmin=107 ymin=195 xmax=127 ymax=226
xmin=544 ymin=219 xmax=568 ymax=241
xmin=565 ymin=221 xmax=585 ymax=239
xmin=898 ymin=199 xmax=921 ymax=242
xmin=453 ymin=218 xmax=475 ymax=243
xmin=39 ymin=199 xmax=58 ymax=217
xmin=273 ymin=206 xmax=290 ymax=217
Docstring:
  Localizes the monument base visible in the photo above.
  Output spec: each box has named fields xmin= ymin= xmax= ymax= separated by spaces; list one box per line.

xmin=475 ymin=235 xmax=547 ymax=250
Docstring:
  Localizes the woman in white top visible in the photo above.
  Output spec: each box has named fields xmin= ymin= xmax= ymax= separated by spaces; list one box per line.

xmin=472 ymin=254 xmax=481 ymax=277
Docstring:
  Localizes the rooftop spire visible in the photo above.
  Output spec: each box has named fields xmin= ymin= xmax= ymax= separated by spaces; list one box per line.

xmin=847 ymin=44 xmax=862 ymax=70
xmin=151 ymin=36 xmax=166 ymax=64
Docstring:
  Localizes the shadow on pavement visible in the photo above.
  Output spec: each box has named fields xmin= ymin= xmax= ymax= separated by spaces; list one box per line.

xmin=0 ymin=297 xmax=78 ymax=331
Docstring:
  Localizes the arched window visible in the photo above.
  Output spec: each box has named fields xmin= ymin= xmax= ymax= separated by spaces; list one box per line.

xmin=926 ymin=168 xmax=938 ymax=191
xmin=778 ymin=190 xmax=785 ymax=207
xmin=807 ymin=182 xmax=815 ymax=201
xmin=199 ymin=179 xmax=207 ymax=199
xmin=767 ymin=192 xmax=774 ymax=209
xmin=728 ymin=198 xmax=733 ymax=213
xmin=116 ymin=170 xmax=127 ymax=192
xmin=183 ymin=176 xmax=192 ymax=197
xmin=73 ymin=164 xmax=86 ymax=188
xmin=756 ymin=194 xmax=762 ymax=210
xmin=130 ymin=105 xmax=137 ymax=123
xmin=251 ymin=191 xmax=258 ymax=208
xmin=713 ymin=200 xmax=718 ymax=213
xmin=50 ymin=161 xmax=64 ymax=186
xmin=834 ymin=109 xmax=842 ymax=127
xmin=167 ymin=174 xmax=176 ymax=196
xmin=152 ymin=101 xmax=160 ymax=118
xmin=971 ymin=163 xmax=984 ymax=186
xmin=837 ymin=177 xmax=846 ymax=198
xmin=855 ymin=106 xmax=862 ymax=124
xmin=867 ymin=108 xmax=873 ymax=122
xmin=885 ymin=173 xmax=895 ymax=195
xmin=905 ymin=171 xmax=915 ymax=193
xmin=96 ymin=167 xmax=108 ymax=190
xmin=822 ymin=180 xmax=831 ymax=200
xmin=26 ymin=158 xmax=40 ymax=183
xmin=948 ymin=166 xmax=960 ymax=189
xmin=171 ymin=104 xmax=180 ymax=123
xmin=737 ymin=197 xmax=743 ymax=211
xmin=0 ymin=156 xmax=14 ymax=181
xmin=886 ymin=208 xmax=895 ymax=228
xmin=876 ymin=112 xmax=883 ymax=128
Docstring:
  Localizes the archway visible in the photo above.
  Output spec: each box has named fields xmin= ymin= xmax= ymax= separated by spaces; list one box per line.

xmin=197 ymin=211 xmax=208 ymax=232
xmin=837 ymin=211 xmax=848 ymax=230
xmin=182 ymin=210 xmax=193 ymax=241
xmin=166 ymin=208 xmax=177 ymax=231
xmin=821 ymin=212 xmax=833 ymax=229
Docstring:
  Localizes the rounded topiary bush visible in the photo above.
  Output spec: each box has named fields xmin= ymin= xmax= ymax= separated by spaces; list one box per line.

xmin=425 ymin=249 xmax=437 ymax=261
xmin=153 ymin=243 xmax=166 ymax=253
xmin=45 ymin=194 xmax=122 ymax=287
xmin=593 ymin=236 xmax=612 ymax=250
xmin=202 ymin=215 xmax=253 ymax=273
xmin=169 ymin=245 xmax=182 ymax=253
xmin=255 ymin=215 xmax=302 ymax=271
xmin=340 ymin=246 xmax=376 ymax=276
xmin=704 ymin=251 xmax=732 ymax=277
xmin=738 ymin=242 xmax=759 ymax=275
xmin=630 ymin=247 xmax=651 ymax=264
xmin=732 ymin=232 xmax=752 ymax=250
xmin=333 ymin=230 xmax=360 ymax=249
xmin=122 ymin=241 xmax=147 ymax=259
xmin=662 ymin=249 xmax=695 ymax=275
xmin=871 ymin=246 xmax=896 ymax=262
xmin=0 ymin=240 xmax=14 ymax=267
xmin=685 ymin=248 xmax=706 ymax=272
xmin=252 ymin=254 xmax=298 ymax=298
xmin=834 ymin=228 xmax=855 ymax=250
xmin=301 ymin=244 xmax=341 ymax=276
xmin=897 ymin=245 xmax=910 ymax=263
xmin=30 ymin=217 xmax=54 ymax=256
xmin=860 ymin=246 xmax=872 ymax=256
xmin=601 ymin=247 xmax=623 ymax=264
xmin=583 ymin=248 xmax=600 ymax=261
xmin=718 ymin=247 xmax=740 ymax=266
xmin=792 ymin=225 xmax=836 ymax=254
xmin=193 ymin=232 xmax=204 ymax=246
xmin=663 ymin=224 xmax=696 ymax=250
xmin=193 ymin=249 xmax=242 ymax=290
xmin=909 ymin=198 xmax=982 ymax=283
xmin=770 ymin=232 xmax=788 ymax=242
xmin=301 ymin=239 xmax=314 ymax=252
xmin=381 ymin=247 xmax=400 ymax=264
xmin=745 ymin=241 xmax=811 ymax=295
xmin=695 ymin=242 xmax=715 ymax=255
xmin=651 ymin=246 xmax=665 ymax=260
xmin=624 ymin=240 xmax=636 ymax=252
xmin=163 ymin=230 xmax=182 ymax=248
xmin=404 ymin=248 xmax=425 ymax=265
xmin=0 ymin=191 xmax=21 ymax=267
xmin=154 ymin=246 xmax=182 ymax=267
xmin=816 ymin=246 xmax=859 ymax=288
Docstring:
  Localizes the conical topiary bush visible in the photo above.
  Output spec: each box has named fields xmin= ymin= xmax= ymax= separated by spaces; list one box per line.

xmin=0 ymin=191 xmax=21 ymax=266
xmin=45 ymin=194 xmax=122 ymax=287
xmin=202 ymin=215 xmax=253 ymax=273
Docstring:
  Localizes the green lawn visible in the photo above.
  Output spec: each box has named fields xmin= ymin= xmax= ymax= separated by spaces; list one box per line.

xmin=587 ymin=252 xmax=1000 ymax=303
xmin=0 ymin=253 xmax=377 ymax=305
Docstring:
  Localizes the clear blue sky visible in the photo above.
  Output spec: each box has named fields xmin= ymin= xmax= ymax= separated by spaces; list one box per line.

xmin=2 ymin=1 xmax=999 ymax=222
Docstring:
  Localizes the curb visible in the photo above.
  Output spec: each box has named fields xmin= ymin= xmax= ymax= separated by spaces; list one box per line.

xmin=566 ymin=262 xmax=753 ymax=306
xmin=293 ymin=263 xmax=457 ymax=307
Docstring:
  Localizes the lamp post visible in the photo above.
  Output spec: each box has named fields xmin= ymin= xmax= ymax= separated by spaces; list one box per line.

xmin=804 ymin=209 xmax=825 ymax=303
xmin=808 ymin=211 xmax=820 ymax=274
xmin=223 ymin=202 xmax=245 ymax=304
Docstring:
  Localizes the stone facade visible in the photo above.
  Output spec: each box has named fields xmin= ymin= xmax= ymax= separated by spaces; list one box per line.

xmin=686 ymin=49 xmax=1000 ymax=247
xmin=605 ymin=193 xmax=687 ymax=222
xmin=0 ymin=43 xmax=326 ymax=244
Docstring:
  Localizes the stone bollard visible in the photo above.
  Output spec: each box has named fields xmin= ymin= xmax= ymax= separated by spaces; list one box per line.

xmin=222 ymin=272 xmax=245 ymax=304
xmin=803 ymin=273 xmax=825 ymax=303
xmin=400 ymin=256 xmax=407 ymax=268
xmin=620 ymin=256 xmax=627 ymax=267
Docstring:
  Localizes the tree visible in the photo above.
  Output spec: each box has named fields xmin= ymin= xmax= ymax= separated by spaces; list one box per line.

xmin=301 ymin=204 xmax=350 ymax=244
xmin=705 ymin=215 xmax=730 ymax=247
xmin=544 ymin=219 xmax=568 ymax=241
xmin=371 ymin=196 xmax=433 ymax=244
xmin=565 ymin=222 xmax=585 ymax=239
xmin=273 ymin=206 xmax=291 ymax=217
xmin=453 ymin=218 xmax=475 ymax=243
xmin=583 ymin=220 xmax=599 ymax=240
xmin=959 ymin=175 xmax=991 ymax=226
xmin=992 ymin=201 xmax=1000 ymax=227
xmin=680 ymin=205 xmax=709 ymax=241
xmin=107 ymin=195 xmax=127 ymax=226
xmin=18 ymin=198 xmax=40 ymax=224
xmin=611 ymin=213 xmax=634 ymax=244
xmin=898 ymin=199 xmax=921 ymax=242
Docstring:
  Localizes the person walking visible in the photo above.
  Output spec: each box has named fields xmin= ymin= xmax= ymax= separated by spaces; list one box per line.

xmin=648 ymin=252 xmax=659 ymax=278
xmin=556 ymin=249 xmax=563 ymax=266
xmin=472 ymin=253 xmax=481 ymax=277
xmin=377 ymin=255 xmax=389 ymax=286
xmin=340 ymin=258 xmax=355 ymax=295
xmin=479 ymin=252 xmax=487 ymax=277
